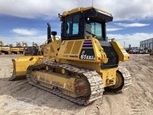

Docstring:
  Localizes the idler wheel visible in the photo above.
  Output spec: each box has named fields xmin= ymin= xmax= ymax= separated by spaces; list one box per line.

xmin=74 ymin=77 xmax=90 ymax=97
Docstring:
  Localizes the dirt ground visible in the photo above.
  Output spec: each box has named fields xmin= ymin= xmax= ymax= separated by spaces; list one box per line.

xmin=0 ymin=54 xmax=153 ymax=115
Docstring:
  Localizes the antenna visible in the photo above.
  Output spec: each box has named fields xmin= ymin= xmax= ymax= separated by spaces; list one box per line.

xmin=79 ymin=0 xmax=83 ymax=7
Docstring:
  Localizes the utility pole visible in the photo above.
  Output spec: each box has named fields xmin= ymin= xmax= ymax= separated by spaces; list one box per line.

xmin=124 ymin=42 xmax=125 ymax=48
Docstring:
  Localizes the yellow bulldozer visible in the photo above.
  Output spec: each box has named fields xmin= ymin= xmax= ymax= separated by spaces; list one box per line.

xmin=17 ymin=42 xmax=24 ymax=54
xmin=10 ymin=6 xmax=131 ymax=105
xmin=10 ymin=42 xmax=22 ymax=54
xmin=0 ymin=41 xmax=11 ymax=54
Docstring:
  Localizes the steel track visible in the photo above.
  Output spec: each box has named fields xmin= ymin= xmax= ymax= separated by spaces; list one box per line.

xmin=26 ymin=62 xmax=131 ymax=105
xmin=26 ymin=62 xmax=104 ymax=105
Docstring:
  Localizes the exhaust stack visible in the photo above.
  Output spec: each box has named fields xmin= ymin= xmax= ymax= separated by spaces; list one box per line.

xmin=47 ymin=23 xmax=52 ymax=43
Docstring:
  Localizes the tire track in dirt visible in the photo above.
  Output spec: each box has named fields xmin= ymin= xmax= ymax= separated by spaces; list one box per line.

xmin=82 ymin=99 xmax=103 ymax=115
xmin=122 ymin=54 xmax=153 ymax=115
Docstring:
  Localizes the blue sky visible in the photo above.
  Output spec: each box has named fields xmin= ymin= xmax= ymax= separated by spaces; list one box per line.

xmin=0 ymin=0 xmax=153 ymax=47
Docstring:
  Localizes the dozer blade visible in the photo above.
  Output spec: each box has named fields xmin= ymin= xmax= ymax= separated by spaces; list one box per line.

xmin=9 ymin=56 xmax=43 ymax=81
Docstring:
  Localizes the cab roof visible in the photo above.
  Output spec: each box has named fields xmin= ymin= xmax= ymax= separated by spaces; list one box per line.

xmin=61 ymin=6 xmax=113 ymax=22
xmin=63 ymin=6 xmax=112 ymax=17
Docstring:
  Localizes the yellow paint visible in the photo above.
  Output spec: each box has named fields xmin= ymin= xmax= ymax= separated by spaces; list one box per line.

xmin=33 ymin=71 xmax=76 ymax=97
xmin=1 ymin=47 xmax=11 ymax=54
xmin=111 ymin=39 xmax=130 ymax=61
xmin=11 ymin=56 xmax=43 ymax=80
xmin=100 ymin=68 xmax=118 ymax=87
xmin=62 ymin=6 xmax=112 ymax=17
xmin=57 ymin=38 xmax=108 ymax=67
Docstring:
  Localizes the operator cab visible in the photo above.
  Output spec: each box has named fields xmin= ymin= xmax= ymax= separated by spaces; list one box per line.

xmin=60 ymin=6 xmax=118 ymax=69
xmin=60 ymin=6 xmax=113 ymax=41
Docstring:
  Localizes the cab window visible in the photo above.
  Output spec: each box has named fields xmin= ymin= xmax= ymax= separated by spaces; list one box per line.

xmin=85 ymin=21 xmax=102 ymax=39
xmin=72 ymin=15 xmax=79 ymax=35
xmin=66 ymin=14 xmax=79 ymax=36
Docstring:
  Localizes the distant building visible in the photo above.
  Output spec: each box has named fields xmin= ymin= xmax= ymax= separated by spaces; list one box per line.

xmin=140 ymin=38 xmax=153 ymax=50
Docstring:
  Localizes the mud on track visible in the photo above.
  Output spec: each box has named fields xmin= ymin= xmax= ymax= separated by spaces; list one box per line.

xmin=0 ymin=54 xmax=153 ymax=115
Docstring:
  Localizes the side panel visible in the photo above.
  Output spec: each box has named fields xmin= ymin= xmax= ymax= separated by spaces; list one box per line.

xmin=79 ymin=40 xmax=95 ymax=60
xmin=19 ymin=48 xmax=24 ymax=52
xmin=43 ymin=40 xmax=61 ymax=61
xmin=57 ymin=39 xmax=101 ymax=62
xmin=10 ymin=48 xmax=20 ymax=52
xmin=1 ymin=47 xmax=10 ymax=52
xmin=57 ymin=40 xmax=83 ymax=60
xmin=57 ymin=38 xmax=108 ymax=71
xmin=57 ymin=39 xmax=101 ymax=71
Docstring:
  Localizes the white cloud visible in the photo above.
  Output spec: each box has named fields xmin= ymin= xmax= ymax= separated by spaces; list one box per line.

xmin=12 ymin=28 xmax=38 ymax=36
xmin=107 ymin=28 xmax=123 ymax=32
xmin=0 ymin=35 xmax=46 ymax=46
xmin=115 ymin=23 xmax=150 ymax=27
xmin=95 ymin=0 xmax=153 ymax=21
xmin=0 ymin=0 xmax=153 ymax=21
xmin=108 ymin=33 xmax=153 ymax=47
xmin=0 ymin=0 xmax=77 ymax=19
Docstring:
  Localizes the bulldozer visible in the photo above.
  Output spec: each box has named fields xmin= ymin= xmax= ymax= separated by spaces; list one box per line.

xmin=9 ymin=42 xmax=25 ymax=54
xmin=10 ymin=43 xmax=20 ymax=54
xmin=10 ymin=6 xmax=131 ymax=105
xmin=0 ymin=41 xmax=11 ymax=54
xmin=17 ymin=42 xmax=24 ymax=54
